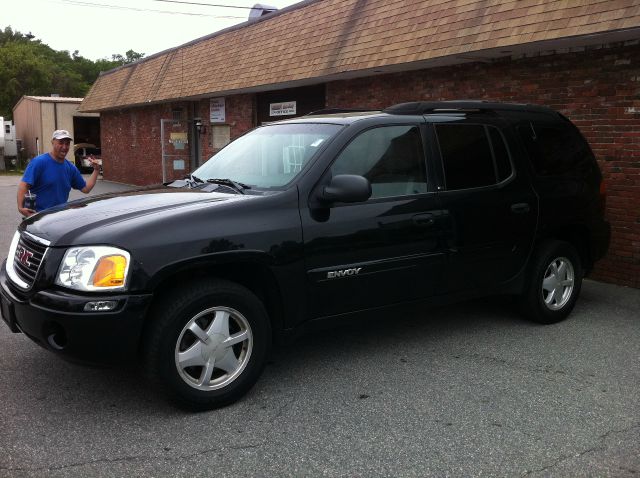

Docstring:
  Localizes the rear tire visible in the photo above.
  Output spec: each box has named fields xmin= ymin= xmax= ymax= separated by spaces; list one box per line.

xmin=144 ymin=279 xmax=271 ymax=410
xmin=521 ymin=240 xmax=582 ymax=324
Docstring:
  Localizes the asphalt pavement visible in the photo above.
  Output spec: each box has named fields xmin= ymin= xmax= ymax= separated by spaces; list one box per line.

xmin=0 ymin=174 xmax=638 ymax=477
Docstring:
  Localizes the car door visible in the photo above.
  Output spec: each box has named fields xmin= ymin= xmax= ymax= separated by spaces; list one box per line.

xmin=300 ymin=122 xmax=446 ymax=318
xmin=428 ymin=118 xmax=538 ymax=293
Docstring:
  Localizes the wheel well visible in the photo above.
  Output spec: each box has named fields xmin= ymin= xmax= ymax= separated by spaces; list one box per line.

xmin=143 ymin=262 xmax=285 ymax=346
xmin=536 ymin=226 xmax=592 ymax=273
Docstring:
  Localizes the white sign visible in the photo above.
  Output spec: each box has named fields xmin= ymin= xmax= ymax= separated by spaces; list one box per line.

xmin=210 ymin=97 xmax=226 ymax=123
xmin=212 ymin=125 xmax=231 ymax=149
xmin=270 ymin=101 xmax=297 ymax=117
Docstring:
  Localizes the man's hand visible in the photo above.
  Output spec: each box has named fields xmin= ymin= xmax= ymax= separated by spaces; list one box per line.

xmin=19 ymin=207 xmax=36 ymax=217
xmin=17 ymin=181 xmax=36 ymax=218
xmin=88 ymin=155 xmax=101 ymax=172
xmin=81 ymin=156 xmax=101 ymax=193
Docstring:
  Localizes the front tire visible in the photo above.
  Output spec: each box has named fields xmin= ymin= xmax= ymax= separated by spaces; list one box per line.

xmin=144 ymin=279 xmax=271 ymax=410
xmin=522 ymin=240 xmax=583 ymax=324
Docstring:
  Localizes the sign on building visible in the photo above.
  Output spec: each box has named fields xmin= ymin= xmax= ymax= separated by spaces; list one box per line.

xmin=210 ymin=98 xmax=226 ymax=123
xmin=169 ymin=132 xmax=188 ymax=150
xmin=270 ymin=101 xmax=296 ymax=117
xmin=211 ymin=125 xmax=231 ymax=149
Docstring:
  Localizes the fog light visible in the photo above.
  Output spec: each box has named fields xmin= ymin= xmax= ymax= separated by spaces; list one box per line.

xmin=84 ymin=301 xmax=118 ymax=312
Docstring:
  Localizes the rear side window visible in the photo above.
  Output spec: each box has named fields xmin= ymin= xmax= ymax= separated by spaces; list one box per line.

xmin=517 ymin=122 xmax=593 ymax=177
xmin=435 ymin=124 xmax=512 ymax=190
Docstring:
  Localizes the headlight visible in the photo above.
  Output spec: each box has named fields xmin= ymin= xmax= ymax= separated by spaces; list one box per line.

xmin=56 ymin=246 xmax=131 ymax=291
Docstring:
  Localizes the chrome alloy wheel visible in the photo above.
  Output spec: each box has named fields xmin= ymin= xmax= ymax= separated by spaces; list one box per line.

xmin=174 ymin=306 xmax=253 ymax=390
xmin=541 ymin=256 xmax=575 ymax=311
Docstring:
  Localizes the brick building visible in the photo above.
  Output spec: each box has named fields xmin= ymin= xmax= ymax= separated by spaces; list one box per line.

xmin=80 ymin=0 xmax=640 ymax=288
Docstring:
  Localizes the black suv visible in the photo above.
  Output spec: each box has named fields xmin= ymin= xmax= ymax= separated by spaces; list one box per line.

xmin=0 ymin=101 xmax=610 ymax=410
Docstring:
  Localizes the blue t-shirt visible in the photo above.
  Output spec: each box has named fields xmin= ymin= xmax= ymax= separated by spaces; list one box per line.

xmin=22 ymin=153 xmax=86 ymax=211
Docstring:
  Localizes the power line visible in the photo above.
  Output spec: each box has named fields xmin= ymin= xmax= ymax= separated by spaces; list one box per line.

xmin=58 ymin=0 xmax=246 ymax=18
xmin=153 ymin=0 xmax=254 ymax=10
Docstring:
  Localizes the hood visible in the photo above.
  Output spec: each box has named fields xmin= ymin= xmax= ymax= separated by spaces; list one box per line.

xmin=21 ymin=185 xmax=249 ymax=246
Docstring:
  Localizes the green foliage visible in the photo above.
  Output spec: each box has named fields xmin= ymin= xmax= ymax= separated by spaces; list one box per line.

xmin=0 ymin=26 xmax=144 ymax=120
xmin=111 ymin=50 xmax=145 ymax=64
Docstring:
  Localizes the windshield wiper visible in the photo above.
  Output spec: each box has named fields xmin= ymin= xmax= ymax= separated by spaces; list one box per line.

xmin=168 ymin=174 xmax=205 ymax=189
xmin=166 ymin=175 xmax=203 ymax=188
xmin=206 ymin=178 xmax=250 ymax=194
xmin=185 ymin=174 xmax=205 ymax=187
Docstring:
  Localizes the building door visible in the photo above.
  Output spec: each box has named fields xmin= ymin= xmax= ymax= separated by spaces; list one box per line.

xmin=160 ymin=118 xmax=191 ymax=183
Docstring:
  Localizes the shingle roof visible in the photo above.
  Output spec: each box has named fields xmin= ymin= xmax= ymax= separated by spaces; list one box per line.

xmin=80 ymin=0 xmax=640 ymax=112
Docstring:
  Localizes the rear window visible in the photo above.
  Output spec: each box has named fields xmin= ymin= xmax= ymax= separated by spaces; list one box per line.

xmin=517 ymin=122 xmax=594 ymax=177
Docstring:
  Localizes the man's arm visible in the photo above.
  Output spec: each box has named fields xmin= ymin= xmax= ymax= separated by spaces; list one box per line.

xmin=17 ymin=181 xmax=36 ymax=217
xmin=81 ymin=158 xmax=101 ymax=194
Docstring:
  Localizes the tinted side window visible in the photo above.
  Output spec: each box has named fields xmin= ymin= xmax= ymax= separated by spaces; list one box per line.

xmin=331 ymin=125 xmax=428 ymax=198
xmin=489 ymin=128 xmax=512 ymax=182
xmin=517 ymin=122 xmax=593 ymax=177
xmin=435 ymin=124 xmax=512 ymax=190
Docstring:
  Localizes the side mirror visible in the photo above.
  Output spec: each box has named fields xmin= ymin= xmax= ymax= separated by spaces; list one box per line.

xmin=318 ymin=174 xmax=372 ymax=204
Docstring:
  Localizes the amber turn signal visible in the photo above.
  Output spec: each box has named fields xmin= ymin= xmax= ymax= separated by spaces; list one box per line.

xmin=92 ymin=255 xmax=127 ymax=287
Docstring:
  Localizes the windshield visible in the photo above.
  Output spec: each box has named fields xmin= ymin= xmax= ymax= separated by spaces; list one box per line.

xmin=193 ymin=123 xmax=342 ymax=188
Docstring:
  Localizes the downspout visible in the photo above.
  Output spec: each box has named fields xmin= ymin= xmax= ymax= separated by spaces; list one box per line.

xmin=190 ymin=102 xmax=201 ymax=171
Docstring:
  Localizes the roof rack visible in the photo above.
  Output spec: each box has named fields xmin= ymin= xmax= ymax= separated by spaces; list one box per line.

xmin=383 ymin=101 xmax=552 ymax=115
xmin=305 ymin=108 xmax=374 ymax=116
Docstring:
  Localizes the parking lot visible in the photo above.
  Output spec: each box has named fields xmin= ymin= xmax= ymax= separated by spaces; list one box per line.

xmin=0 ymin=174 xmax=638 ymax=477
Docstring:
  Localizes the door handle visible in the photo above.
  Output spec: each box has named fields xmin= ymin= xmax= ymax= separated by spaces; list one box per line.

xmin=412 ymin=214 xmax=435 ymax=226
xmin=511 ymin=202 xmax=530 ymax=214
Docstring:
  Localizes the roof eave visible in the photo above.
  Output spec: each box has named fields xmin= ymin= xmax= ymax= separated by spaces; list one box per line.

xmin=79 ymin=26 xmax=640 ymax=113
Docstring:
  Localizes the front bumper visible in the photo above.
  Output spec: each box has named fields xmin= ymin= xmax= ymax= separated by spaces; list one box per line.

xmin=1 ymin=261 xmax=152 ymax=365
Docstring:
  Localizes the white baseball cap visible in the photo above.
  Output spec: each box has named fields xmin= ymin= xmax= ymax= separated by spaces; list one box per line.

xmin=52 ymin=129 xmax=73 ymax=141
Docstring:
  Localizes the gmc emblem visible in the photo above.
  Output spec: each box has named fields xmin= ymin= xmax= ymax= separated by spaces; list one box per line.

xmin=16 ymin=246 xmax=34 ymax=267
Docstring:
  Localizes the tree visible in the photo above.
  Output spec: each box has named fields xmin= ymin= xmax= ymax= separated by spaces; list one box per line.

xmin=111 ymin=49 xmax=145 ymax=64
xmin=0 ymin=26 xmax=144 ymax=119
xmin=0 ymin=26 xmax=35 ymax=45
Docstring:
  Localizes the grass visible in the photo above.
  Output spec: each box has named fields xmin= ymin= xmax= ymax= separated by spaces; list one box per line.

xmin=0 ymin=170 xmax=24 ymax=176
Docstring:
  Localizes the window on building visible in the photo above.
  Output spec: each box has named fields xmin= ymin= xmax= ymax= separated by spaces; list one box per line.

xmin=435 ymin=124 xmax=513 ymax=190
xmin=172 ymin=109 xmax=184 ymax=126
xmin=331 ymin=125 xmax=428 ymax=199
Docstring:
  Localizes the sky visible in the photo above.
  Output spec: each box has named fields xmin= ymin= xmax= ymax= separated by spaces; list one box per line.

xmin=3 ymin=0 xmax=302 ymax=61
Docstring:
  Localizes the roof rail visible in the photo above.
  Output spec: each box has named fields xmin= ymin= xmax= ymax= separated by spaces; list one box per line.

xmin=383 ymin=101 xmax=552 ymax=115
xmin=306 ymin=108 xmax=374 ymax=116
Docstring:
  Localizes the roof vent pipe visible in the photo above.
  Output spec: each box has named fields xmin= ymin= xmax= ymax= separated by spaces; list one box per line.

xmin=249 ymin=3 xmax=277 ymax=19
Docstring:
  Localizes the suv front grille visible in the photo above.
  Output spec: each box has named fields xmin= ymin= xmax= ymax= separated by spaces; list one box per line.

xmin=11 ymin=233 xmax=48 ymax=289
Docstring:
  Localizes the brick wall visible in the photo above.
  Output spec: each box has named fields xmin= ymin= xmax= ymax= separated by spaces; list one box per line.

xmin=101 ymin=104 xmax=178 ymax=185
xmin=327 ymin=42 xmax=640 ymax=288
xmin=197 ymin=94 xmax=255 ymax=160
xmin=101 ymin=95 xmax=254 ymax=186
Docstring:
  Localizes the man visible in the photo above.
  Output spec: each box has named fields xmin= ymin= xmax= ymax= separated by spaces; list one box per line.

xmin=17 ymin=130 xmax=100 ymax=217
